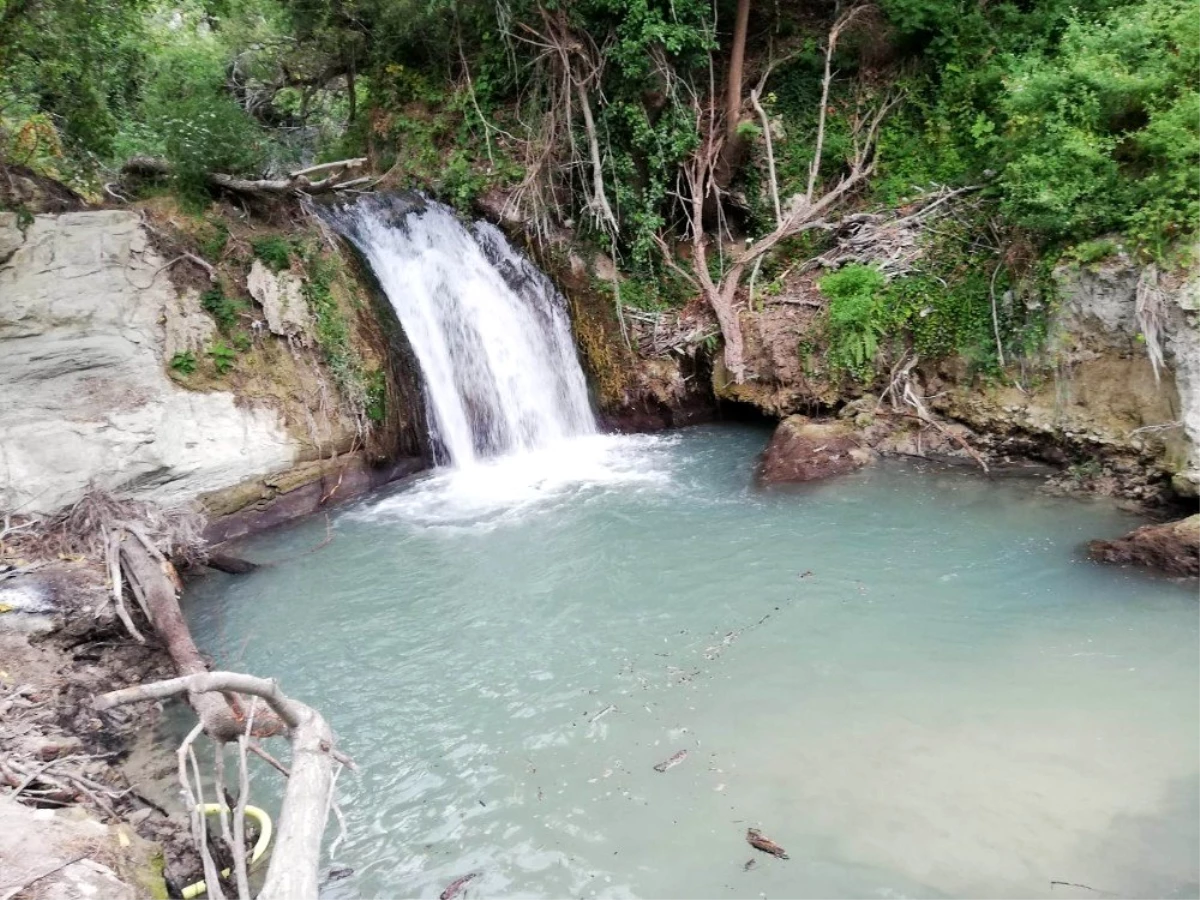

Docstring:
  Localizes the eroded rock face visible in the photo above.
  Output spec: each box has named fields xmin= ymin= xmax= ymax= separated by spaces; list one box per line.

xmin=759 ymin=415 xmax=874 ymax=484
xmin=0 ymin=211 xmax=297 ymax=514
xmin=1088 ymin=514 xmax=1199 ymax=578
xmin=247 ymin=258 xmax=314 ymax=343
xmin=929 ymin=253 xmax=1199 ymax=502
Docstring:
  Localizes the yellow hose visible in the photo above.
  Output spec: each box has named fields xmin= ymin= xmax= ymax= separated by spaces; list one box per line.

xmin=180 ymin=804 xmax=273 ymax=899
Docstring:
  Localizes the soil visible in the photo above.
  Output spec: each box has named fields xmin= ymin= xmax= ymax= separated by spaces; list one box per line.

xmin=0 ymin=562 xmax=200 ymax=895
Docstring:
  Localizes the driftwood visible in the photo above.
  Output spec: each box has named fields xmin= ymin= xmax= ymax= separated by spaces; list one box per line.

xmin=746 ymin=828 xmax=789 ymax=859
xmin=121 ymin=156 xmax=368 ymax=199
xmin=116 ymin=532 xmax=285 ymax=741
xmin=97 ymin=672 xmax=337 ymax=900
xmin=653 ymin=749 xmax=688 ymax=773
xmin=439 ymin=872 xmax=481 ymax=900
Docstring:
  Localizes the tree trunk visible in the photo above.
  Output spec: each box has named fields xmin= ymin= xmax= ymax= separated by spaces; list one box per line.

xmin=709 ymin=272 xmax=747 ymax=383
xmin=725 ymin=0 xmax=751 ymax=143
xmin=118 ymin=534 xmax=283 ymax=741
xmin=716 ymin=0 xmax=753 ymax=189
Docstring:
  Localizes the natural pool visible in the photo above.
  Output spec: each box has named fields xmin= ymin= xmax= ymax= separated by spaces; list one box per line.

xmin=184 ymin=425 xmax=1199 ymax=899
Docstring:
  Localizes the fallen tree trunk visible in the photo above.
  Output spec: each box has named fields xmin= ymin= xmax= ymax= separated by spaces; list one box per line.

xmin=121 ymin=157 xmax=368 ymax=199
xmin=96 ymin=672 xmax=335 ymax=900
xmin=118 ymin=532 xmax=284 ymax=741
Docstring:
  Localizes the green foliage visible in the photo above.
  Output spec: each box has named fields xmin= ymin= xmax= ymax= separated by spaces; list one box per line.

xmin=867 ymin=0 xmax=1198 ymax=256
xmin=1 ymin=0 xmax=150 ymax=159
xmin=1067 ymin=238 xmax=1119 ymax=266
xmin=819 ymin=265 xmax=888 ymax=377
xmin=200 ymin=287 xmax=244 ymax=333
xmin=131 ymin=32 xmax=265 ymax=200
xmin=610 ymin=269 xmax=693 ymax=312
xmin=301 ymin=248 xmax=373 ymax=417
xmin=365 ymin=369 xmax=387 ymax=424
xmin=207 ymin=340 xmax=237 ymax=374
xmin=197 ymin=220 xmax=230 ymax=260
xmin=169 ymin=351 xmax=198 ymax=375
xmin=251 ymin=236 xmax=295 ymax=272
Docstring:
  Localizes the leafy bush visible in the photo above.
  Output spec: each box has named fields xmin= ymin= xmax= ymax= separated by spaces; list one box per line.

xmin=169 ymin=351 xmax=197 ymax=375
xmin=133 ymin=37 xmax=265 ymax=200
xmin=207 ymin=340 xmax=237 ymax=375
xmin=365 ymin=370 xmax=388 ymax=424
xmin=251 ymin=236 xmax=294 ymax=272
xmin=301 ymin=249 xmax=372 ymax=418
xmin=993 ymin=0 xmax=1199 ymax=249
xmin=200 ymin=288 xmax=243 ymax=333
xmin=819 ymin=265 xmax=888 ymax=376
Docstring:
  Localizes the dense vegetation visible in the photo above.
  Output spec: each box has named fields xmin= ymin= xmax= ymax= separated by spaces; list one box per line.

xmin=2 ymin=0 xmax=1196 ymax=378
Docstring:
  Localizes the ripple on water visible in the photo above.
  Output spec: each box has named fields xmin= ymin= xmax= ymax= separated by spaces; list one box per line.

xmin=183 ymin=425 xmax=1199 ymax=900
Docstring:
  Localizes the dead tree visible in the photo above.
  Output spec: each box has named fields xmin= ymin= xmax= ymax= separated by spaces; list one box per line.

xmin=121 ymin=157 xmax=370 ymax=199
xmin=508 ymin=7 xmax=618 ymax=240
xmin=97 ymin=672 xmax=337 ymax=900
xmin=659 ymin=5 xmax=899 ymax=383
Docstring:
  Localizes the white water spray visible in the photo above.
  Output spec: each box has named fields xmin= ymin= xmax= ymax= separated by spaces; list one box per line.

xmin=326 ymin=195 xmax=596 ymax=466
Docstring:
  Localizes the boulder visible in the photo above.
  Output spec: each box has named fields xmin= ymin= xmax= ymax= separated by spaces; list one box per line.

xmin=1088 ymin=514 xmax=1199 ymax=578
xmin=247 ymin=259 xmax=314 ymax=343
xmin=758 ymin=415 xmax=874 ymax=485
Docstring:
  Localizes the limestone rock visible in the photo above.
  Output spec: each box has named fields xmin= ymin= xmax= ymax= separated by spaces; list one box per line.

xmin=247 ymin=259 xmax=313 ymax=343
xmin=161 ymin=286 xmax=216 ymax=359
xmin=0 ymin=797 xmax=164 ymax=900
xmin=759 ymin=415 xmax=873 ymax=484
xmin=0 ymin=211 xmax=297 ymax=514
xmin=1088 ymin=514 xmax=1199 ymax=578
xmin=0 ymin=212 xmax=23 ymax=264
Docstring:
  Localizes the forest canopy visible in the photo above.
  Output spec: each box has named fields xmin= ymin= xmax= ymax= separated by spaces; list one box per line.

xmin=2 ymin=0 xmax=1196 ymax=376
xmin=3 ymin=0 xmax=1195 ymax=251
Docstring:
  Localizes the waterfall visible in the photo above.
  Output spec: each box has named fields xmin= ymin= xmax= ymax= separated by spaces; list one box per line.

xmin=325 ymin=195 xmax=596 ymax=466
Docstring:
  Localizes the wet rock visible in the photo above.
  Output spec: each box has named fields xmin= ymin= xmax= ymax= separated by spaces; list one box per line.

xmin=758 ymin=415 xmax=873 ymax=485
xmin=1088 ymin=514 xmax=1199 ymax=578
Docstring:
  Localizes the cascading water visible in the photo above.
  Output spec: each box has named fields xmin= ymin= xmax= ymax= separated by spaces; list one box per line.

xmin=324 ymin=195 xmax=596 ymax=466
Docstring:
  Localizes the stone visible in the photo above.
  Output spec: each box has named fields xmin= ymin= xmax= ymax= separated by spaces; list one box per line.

xmin=247 ymin=259 xmax=313 ymax=343
xmin=0 ymin=211 xmax=298 ymax=514
xmin=758 ymin=415 xmax=874 ymax=485
xmin=0 ymin=212 xmax=23 ymax=264
xmin=0 ymin=796 xmax=163 ymax=900
xmin=1088 ymin=514 xmax=1199 ymax=578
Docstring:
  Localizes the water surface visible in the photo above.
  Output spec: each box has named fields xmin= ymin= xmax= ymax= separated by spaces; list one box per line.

xmin=185 ymin=426 xmax=1199 ymax=899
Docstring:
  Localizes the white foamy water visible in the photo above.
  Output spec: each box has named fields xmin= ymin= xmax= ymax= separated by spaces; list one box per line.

xmin=361 ymin=433 xmax=675 ymax=529
xmin=324 ymin=195 xmax=596 ymax=466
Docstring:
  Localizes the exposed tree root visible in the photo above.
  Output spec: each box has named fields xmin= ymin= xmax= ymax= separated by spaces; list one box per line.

xmin=98 ymin=671 xmax=340 ymax=900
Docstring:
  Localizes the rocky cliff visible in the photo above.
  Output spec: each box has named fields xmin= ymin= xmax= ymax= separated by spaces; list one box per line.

xmin=0 ymin=203 xmax=425 ymax=522
xmin=710 ymin=250 xmax=1199 ymax=504
xmin=0 ymin=210 xmax=298 ymax=514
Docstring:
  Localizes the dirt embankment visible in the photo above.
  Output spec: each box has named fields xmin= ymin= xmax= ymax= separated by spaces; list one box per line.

xmin=0 ymin=562 xmax=195 ymax=897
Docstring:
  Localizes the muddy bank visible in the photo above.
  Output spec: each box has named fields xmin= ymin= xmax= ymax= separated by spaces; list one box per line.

xmin=1088 ymin=514 xmax=1200 ymax=578
xmin=0 ymin=562 xmax=193 ymax=895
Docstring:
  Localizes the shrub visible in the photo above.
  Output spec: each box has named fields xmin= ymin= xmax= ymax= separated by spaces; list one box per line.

xmin=207 ymin=340 xmax=237 ymax=375
xmin=169 ymin=351 xmax=197 ymax=375
xmin=200 ymin=288 xmax=243 ymax=333
xmin=251 ymin=236 xmax=294 ymax=272
xmin=819 ymin=265 xmax=888 ymax=376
